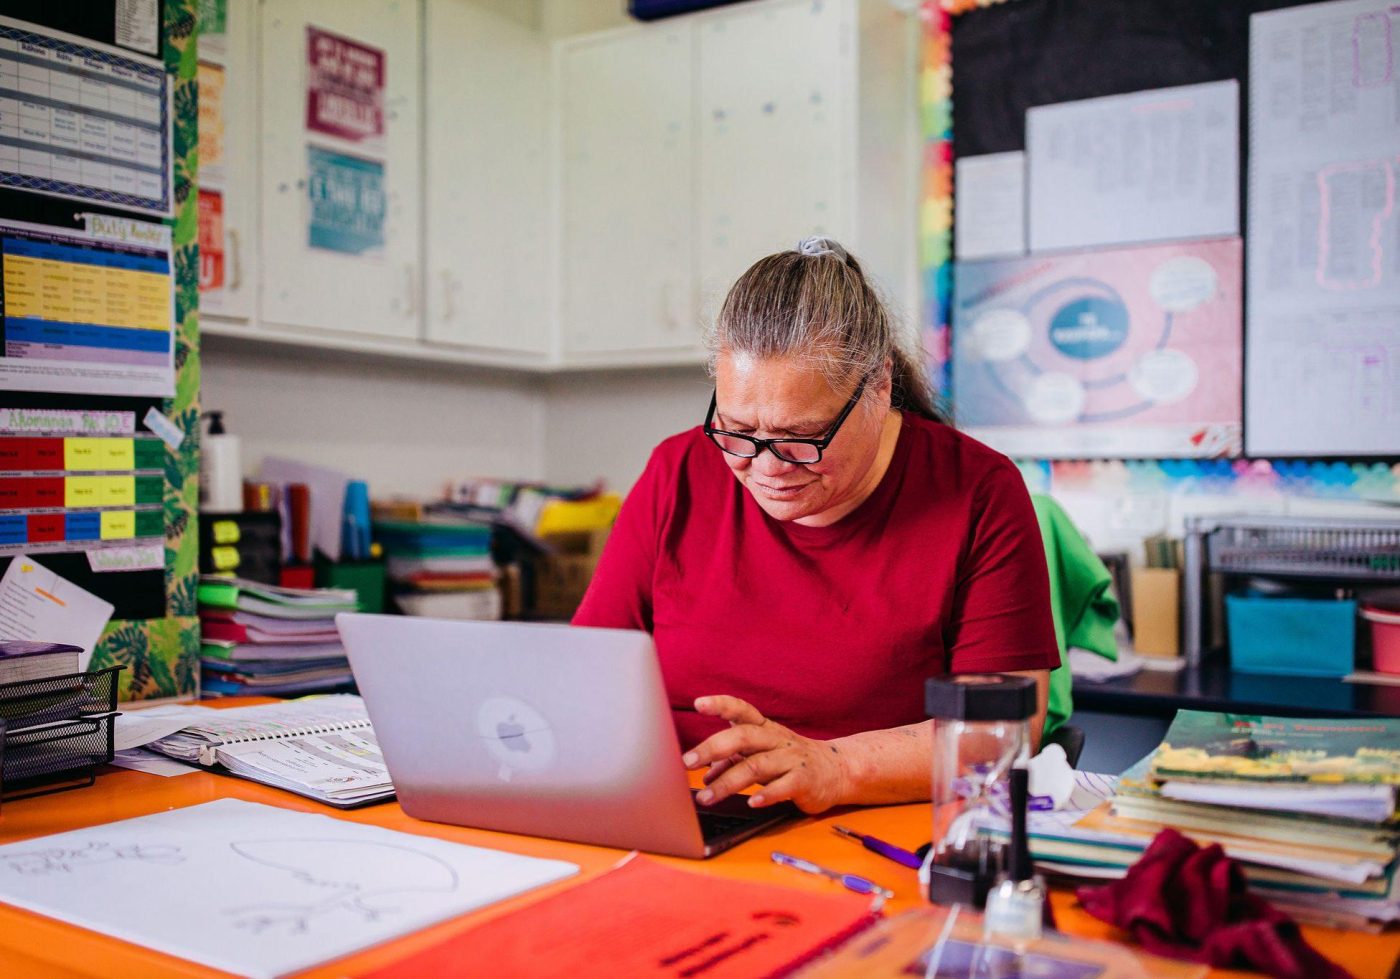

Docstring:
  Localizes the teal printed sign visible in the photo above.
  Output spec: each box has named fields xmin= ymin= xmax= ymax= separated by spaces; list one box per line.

xmin=307 ymin=147 xmax=385 ymax=255
xmin=198 ymin=0 xmax=226 ymax=35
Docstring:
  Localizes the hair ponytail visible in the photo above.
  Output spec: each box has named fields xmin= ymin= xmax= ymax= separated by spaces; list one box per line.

xmin=708 ymin=239 xmax=947 ymax=424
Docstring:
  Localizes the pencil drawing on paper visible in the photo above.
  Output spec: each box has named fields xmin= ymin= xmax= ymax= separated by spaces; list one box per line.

xmin=222 ymin=838 xmax=462 ymax=934
xmin=1 ymin=841 xmax=186 ymax=875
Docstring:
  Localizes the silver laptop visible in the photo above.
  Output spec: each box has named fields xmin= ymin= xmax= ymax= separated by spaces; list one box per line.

xmin=337 ymin=613 xmax=797 ymax=858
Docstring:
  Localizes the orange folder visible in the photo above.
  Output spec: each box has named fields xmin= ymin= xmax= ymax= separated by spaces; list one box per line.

xmin=356 ymin=856 xmax=880 ymax=979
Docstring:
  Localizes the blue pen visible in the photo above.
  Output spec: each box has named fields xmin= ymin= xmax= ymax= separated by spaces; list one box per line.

xmin=770 ymin=851 xmax=894 ymax=902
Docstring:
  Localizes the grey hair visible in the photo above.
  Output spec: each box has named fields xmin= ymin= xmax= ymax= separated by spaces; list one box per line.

xmin=703 ymin=239 xmax=945 ymax=422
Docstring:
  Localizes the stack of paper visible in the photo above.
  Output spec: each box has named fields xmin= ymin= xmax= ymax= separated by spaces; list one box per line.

xmin=994 ymin=711 xmax=1400 ymax=931
xmin=146 ymin=695 xmax=394 ymax=806
xmin=374 ymin=520 xmax=502 ymax=620
xmin=199 ymin=576 xmax=358 ymax=696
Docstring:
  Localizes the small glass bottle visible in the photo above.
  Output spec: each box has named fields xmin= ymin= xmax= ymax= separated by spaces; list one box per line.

xmin=983 ymin=766 xmax=1047 ymax=942
xmin=924 ymin=674 xmax=1035 ymax=909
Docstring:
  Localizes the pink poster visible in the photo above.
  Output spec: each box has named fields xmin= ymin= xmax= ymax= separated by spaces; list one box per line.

xmin=952 ymin=238 xmax=1243 ymax=459
xmin=305 ymin=27 xmax=384 ymax=145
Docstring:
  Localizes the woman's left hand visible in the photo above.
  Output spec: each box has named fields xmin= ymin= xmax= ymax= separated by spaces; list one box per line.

xmin=681 ymin=695 xmax=850 ymax=814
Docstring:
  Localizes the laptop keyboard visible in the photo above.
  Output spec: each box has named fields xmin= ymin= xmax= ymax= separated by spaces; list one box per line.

xmin=696 ymin=809 xmax=760 ymax=842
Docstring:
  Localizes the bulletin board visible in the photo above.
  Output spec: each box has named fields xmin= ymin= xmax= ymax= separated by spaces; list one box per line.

xmin=0 ymin=1 xmax=200 ymax=701
xmin=929 ymin=0 xmax=1400 ymax=462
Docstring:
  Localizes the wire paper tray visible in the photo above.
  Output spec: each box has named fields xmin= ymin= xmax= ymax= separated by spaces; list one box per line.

xmin=0 ymin=665 xmax=122 ymax=732
xmin=2 ymin=711 xmax=116 ymax=800
xmin=1200 ymin=518 xmax=1400 ymax=580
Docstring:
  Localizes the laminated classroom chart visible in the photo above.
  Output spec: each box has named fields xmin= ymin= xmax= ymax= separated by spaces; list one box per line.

xmin=0 ymin=217 xmax=175 ymax=397
xmin=0 ymin=406 xmax=166 ymax=563
xmin=951 ymin=237 xmax=1242 ymax=459
xmin=0 ymin=798 xmax=580 ymax=979
xmin=1245 ymin=0 xmax=1400 ymax=456
xmin=1026 ymin=81 xmax=1239 ymax=253
xmin=0 ymin=16 xmax=171 ymax=215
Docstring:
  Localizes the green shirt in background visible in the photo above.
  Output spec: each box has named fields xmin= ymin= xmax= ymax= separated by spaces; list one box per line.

xmin=1031 ymin=494 xmax=1120 ymax=735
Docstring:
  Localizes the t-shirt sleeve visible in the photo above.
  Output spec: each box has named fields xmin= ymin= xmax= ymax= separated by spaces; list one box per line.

xmin=571 ymin=446 xmax=672 ymax=632
xmin=945 ymin=458 xmax=1062 ymax=675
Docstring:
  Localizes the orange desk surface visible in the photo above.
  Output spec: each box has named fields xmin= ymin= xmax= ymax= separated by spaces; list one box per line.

xmin=0 ymin=709 xmax=1393 ymax=978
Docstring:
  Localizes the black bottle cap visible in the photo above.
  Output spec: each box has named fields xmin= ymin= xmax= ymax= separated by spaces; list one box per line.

xmin=925 ymin=673 xmax=1036 ymax=722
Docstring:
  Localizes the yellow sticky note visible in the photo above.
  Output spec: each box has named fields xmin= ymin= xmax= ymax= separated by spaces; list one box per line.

xmin=100 ymin=510 xmax=136 ymax=540
xmin=64 ymin=438 xmax=105 ymax=471
xmin=212 ymin=520 xmax=240 ymax=545
xmin=211 ymin=545 xmax=240 ymax=571
xmin=98 ymin=438 xmax=135 ymax=470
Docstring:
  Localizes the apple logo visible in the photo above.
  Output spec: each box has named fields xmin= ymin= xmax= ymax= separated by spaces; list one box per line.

xmin=496 ymin=716 xmax=531 ymax=753
xmin=476 ymin=695 xmax=554 ymax=780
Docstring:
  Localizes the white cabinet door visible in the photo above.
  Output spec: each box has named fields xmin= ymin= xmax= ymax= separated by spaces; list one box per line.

xmin=697 ymin=0 xmax=856 ymax=307
xmin=199 ymin=0 xmax=256 ymax=321
xmin=557 ymin=24 xmax=697 ymax=359
xmin=423 ymin=0 xmax=548 ymax=358
xmin=258 ymin=0 xmax=420 ymax=340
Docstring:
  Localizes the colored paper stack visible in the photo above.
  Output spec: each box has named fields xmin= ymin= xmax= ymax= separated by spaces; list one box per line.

xmin=993 ymin=711 xmax=1400 ymax=931
xmin=198 ymin=575 xmax=359 ymax=696
xmin=374 ymin=519 xmax=502 ymax=620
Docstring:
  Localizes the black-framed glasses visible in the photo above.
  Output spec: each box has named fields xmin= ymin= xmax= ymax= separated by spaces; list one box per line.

xmin=703 ymin=377 xmax=867 ymax=465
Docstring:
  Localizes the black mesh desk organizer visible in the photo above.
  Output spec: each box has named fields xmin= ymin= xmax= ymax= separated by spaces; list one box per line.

xmin=0 ymin=666 xmax=122 ymax=801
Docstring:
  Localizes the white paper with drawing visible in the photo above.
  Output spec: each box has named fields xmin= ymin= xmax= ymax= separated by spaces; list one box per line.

xmin=0 ymin=555 xmax=115 ymax=671
xmin=0 ymin=799 xmax=578 ymax=978
xmin=1246 ymin=0 xmax=1400 ymax=455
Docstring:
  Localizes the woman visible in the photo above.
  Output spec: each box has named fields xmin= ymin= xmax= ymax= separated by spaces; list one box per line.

xmin=574 ymin=237 xmax=1058 ymax=815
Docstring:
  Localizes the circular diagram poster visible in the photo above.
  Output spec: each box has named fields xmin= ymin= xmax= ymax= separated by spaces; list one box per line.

xmin=951 ymin=237 xmax=1242 ymax=459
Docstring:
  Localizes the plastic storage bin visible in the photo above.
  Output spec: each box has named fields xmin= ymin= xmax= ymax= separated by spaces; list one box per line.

xmin=1360 ymin=605 xmax=1400 ymax=675
xmin=1225 ymin=595 xmax=1356 ymax=677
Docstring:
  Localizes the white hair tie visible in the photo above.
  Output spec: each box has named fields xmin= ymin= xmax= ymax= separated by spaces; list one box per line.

xmin=796 ymin=236 xmax=849 ymax=262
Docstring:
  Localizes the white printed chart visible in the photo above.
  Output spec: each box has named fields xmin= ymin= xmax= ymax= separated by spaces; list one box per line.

xmin=0 ymin=17 xmax=170 ymax=215
xmin=1246 ymin=0 xmax=1400 ymax=455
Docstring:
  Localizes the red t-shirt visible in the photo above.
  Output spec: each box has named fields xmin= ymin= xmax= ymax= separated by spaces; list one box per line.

xmin=572 ymin=413 xmax=1059 ymax=749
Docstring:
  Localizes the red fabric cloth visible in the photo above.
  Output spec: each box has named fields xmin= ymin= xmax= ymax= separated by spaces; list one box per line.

xmin=573 ymin=413 xmax=1059 ymax=748
xmin=1077 ymin=829 xmax=1352 ymax=978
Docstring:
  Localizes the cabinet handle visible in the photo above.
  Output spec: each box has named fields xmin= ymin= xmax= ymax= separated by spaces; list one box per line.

xmin=227 ymin=229 xmax=242 ymax=291
xmin=404 ymin=264 xmax=418 ymax=317
xmin=441 ymin=270 xmax=454 ymax=322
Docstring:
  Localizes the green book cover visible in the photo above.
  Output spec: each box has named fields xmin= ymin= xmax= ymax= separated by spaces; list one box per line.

xmin=1152 ymin=710 xmax=1400 ymax=785
xmin=197 ymin=579 xmax=240 ymax=610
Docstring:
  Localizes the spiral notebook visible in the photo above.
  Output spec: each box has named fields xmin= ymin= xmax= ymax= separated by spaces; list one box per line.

xmin=146 ymin=695 xmax=394 ymax=807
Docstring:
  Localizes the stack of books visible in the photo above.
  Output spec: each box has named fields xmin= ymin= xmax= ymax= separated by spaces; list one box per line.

xmin=1008 ymin=710 xmax=1400 ymax=931
xmin=198 ymin=576 xmax=359 ymax=696
xmin=374 ymin=519 xmax=502 ymax=620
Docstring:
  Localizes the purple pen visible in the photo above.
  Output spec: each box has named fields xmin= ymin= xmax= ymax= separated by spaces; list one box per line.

xmin=832 ymin=825 xmax=924 ymax=869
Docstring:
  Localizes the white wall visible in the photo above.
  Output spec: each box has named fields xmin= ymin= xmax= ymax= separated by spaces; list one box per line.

xmin=201 ymin=337 xmax=548 ymax=497
xmin=544 ymin=367 xmax=715 ymax=490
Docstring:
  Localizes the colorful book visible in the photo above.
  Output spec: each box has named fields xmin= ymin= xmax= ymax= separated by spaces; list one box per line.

xmin=1151 ymin=710 xmax=1400 ymax=785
